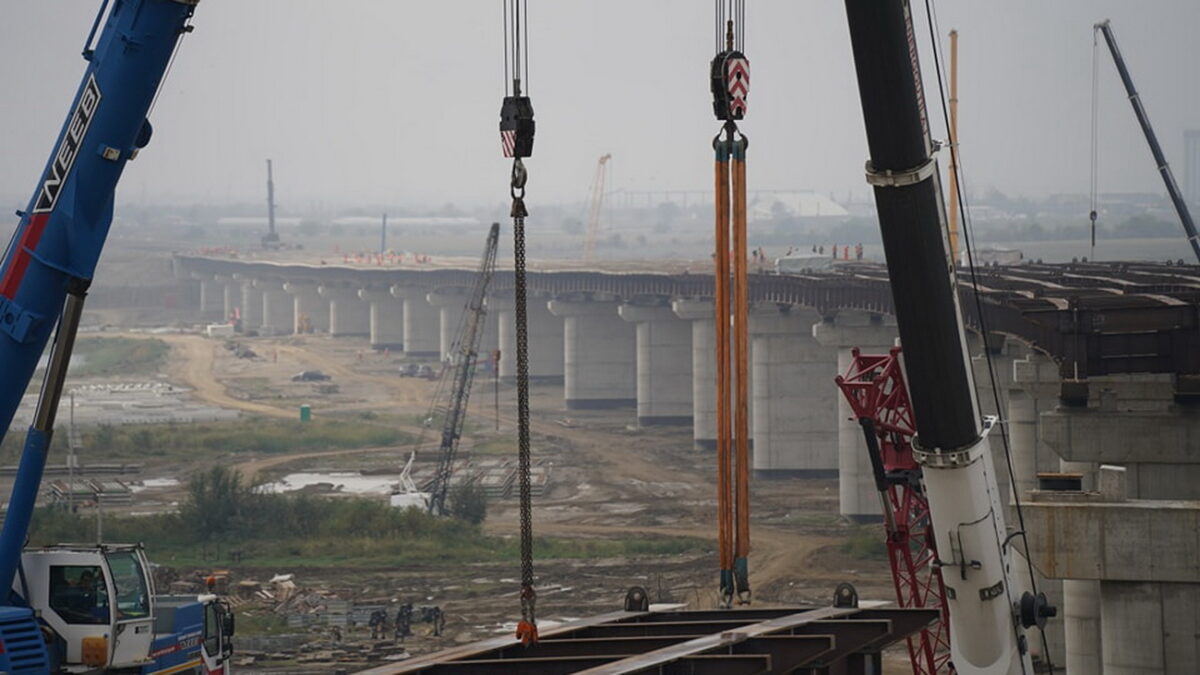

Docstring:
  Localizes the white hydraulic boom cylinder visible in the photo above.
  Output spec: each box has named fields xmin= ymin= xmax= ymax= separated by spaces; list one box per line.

xmin=917 ymin=418 xmax=1030 ymax=674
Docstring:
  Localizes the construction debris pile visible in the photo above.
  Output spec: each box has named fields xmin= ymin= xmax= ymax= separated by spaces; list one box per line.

xmin=183 ymin=572 xmax=452 ymax=670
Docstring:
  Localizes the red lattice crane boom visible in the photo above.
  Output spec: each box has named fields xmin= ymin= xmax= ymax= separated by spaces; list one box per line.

xmin=836 ymin=346 xmax=953 ymax=675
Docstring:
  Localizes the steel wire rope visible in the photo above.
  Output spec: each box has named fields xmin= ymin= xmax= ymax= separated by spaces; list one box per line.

xmin=922 ymin=2 xmax=1056 ymax=671
xmin=1090 ymin=30 xmax=1101 ymax=261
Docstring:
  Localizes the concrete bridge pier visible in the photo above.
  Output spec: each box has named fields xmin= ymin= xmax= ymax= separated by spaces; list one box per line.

xmin=1026 ymin=399 xmax=1200 ymax=675
xmin=284 ymin=281 xmax=328 ymax=334
xmin=619 ymin=303 xmax=693 ymax=427
xmin=673 ymin=299 xmax=717 ymax=450
xmin=492 ymin=296 xmax=564 ymax=383
xmin=813 ymin=312 xmax=897 ymax=522
xmin=234 ymin=276 xmax=263 ymax=331
xmin=750 ymin=305 xmax=837 ymax=478
xmin=197 ymin=277 xmax=225 ymax=322
xmin=391 ymin=286 xmax=440 ymax=358
xmin=218 ymin=277 xmax=238 ymax=324
xmin=548 ymin=297 xmax=636 ymax=410
xmin=318 ymin=285 xmax=369 ymax=337
xmin=359 ymin=288 xmax=405 ymax=350
xmin=256 ymin=281 xmax=294 ymax=336
xmin=1008 ymin=354 xmax=1070 ymax=670
xmin=427 ymin=290 xmax=471 ymax=362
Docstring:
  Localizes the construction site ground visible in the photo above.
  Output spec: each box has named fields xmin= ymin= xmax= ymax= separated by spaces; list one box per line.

xmin=16 ymin=327 xmax=903 ymax=673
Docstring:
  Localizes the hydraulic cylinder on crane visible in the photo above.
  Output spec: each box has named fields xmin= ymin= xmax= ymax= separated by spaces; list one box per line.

xmin=842 ymin=2 xmax=1052 ymax=673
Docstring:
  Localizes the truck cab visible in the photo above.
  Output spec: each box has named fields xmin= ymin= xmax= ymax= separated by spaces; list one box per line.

xmin=10 ymin=544 xmax=233 ymax=673
xmin=20 ymin=545 xmax=155 ymax=669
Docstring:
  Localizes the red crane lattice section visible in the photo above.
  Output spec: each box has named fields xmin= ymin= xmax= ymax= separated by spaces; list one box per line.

xmin=835 ymin=346 xmax=954 ymax=675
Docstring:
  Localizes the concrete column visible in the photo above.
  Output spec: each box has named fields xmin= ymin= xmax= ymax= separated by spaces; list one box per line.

xmin=391 ymin=286 xmax=440 ymax=358
xmin=318 ymin=285 xmax=369 ymax=337
xmin=284 ymin=281 xmax=329 ymax=334
xmin=674 ymin=299 xmax=717 ymax=450
xmin=1063 ymin=579 xmax=1102 ymax=674
xmin=619 ymin=303 xmax=693 ymax=426
xmin=751 ymin=305 xmax=838 ymax=478
xmin=221 ymin=282 xmax=237 ymax=323
xmin=1020 ymin=373 xmax=1181 ymax=672
xmin=1008 ymin=353 xmax=1069 ymax=670
xmin=1099 ymin=581 xmax=1200 ymax=675
xmin=238 ymin=280 xmax=263 ymax=331
xmin=198 ymin=278 xmax=224 ymax=321
xmin=812 ymin=312 xmax=897 ymax=522
xmin=1011 ymin=354 xmax=1064 ymax=500
xmin=258 ymin=282 xmax=295 ymax=336
xmin=493 ymin=296 xmax=564 ymax=383
xmin=971 ymin=333 xmax=1021 ymax=507
xmin=427 ymin=290 xmax=469 ymax=362
xmin=547 ymin=298 xmax=636 ymax=409
xmin=359 ymin=288 xmax=405 ymax=350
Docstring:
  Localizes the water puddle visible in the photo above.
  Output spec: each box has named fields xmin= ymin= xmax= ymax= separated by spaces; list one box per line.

xmin=262 ymin=472 xmax=397 ymax=495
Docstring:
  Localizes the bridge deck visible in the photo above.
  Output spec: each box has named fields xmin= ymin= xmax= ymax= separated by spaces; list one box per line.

xmin=176 ymin=256 xmax=1200 ymax=378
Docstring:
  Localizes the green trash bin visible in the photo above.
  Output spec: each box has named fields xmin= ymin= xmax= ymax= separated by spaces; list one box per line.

xmin=299 ymin=405 xmax=311 ymax=422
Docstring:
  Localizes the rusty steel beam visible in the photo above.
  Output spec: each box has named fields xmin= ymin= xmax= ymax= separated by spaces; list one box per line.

xmin=356 ymin=611 xmax=644 ymax=675
xmin=355 ymin=606 xmax=939 ymax=675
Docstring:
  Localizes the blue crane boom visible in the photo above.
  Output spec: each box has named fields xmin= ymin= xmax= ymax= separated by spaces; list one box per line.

xmin=0 ymin=0 xmax=197 ymax=436
xmin=0 ymin=3 xmax=233 ymax=673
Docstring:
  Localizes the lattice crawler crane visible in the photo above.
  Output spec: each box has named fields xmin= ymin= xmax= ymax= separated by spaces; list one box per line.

xmin=427 ymin=223 xmax=501 ymax=516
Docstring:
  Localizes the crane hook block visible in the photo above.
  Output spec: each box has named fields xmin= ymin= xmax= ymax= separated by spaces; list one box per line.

xmin=500 ymin=95 xmax=536 ymax=159
xmin=710 ymin=51 xmax=750 ymax=122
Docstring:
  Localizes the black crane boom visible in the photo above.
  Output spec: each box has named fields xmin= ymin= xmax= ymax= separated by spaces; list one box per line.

xmin=1096 ymin=19 xmax=1200 ymax=264
xmin=428 ymin=222 xmax=501 ymax=515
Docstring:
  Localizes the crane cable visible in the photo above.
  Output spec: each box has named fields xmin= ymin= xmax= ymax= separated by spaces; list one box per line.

xmin=1090 ymin=29 xmax=1101 ymax=261
xmin=711 ymin=0 xmax=750 ymax=609
xmin=923 ymin=2 xmax=1056 ymax=671
xmin=500 ymin=0 xmax=538 ymax=647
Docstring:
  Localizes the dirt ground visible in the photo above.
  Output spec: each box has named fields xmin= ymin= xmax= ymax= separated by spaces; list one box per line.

xmin=57 ymin=329 xmax=908 ymax=672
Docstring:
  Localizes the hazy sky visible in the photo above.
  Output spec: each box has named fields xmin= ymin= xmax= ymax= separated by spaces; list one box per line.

xmin=1 ymin=1 xmax=1197 ymax=212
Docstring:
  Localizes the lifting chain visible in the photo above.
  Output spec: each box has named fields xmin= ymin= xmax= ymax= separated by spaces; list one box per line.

xmin=511 ymin=161 xmax=537 ymax=645
xmin=500 ymin=0 xmax=536 ymax=638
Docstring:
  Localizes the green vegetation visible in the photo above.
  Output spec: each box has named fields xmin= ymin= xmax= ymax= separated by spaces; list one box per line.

xmin=73 ymin=337 xmax=169 ymax=378
xmin=79 ymin=418 xmax=408 ymax=461
xmin=29 ymin=466 xmax=704 ymax=568
xmin=841 ymin=525 xmax=888 ymax=561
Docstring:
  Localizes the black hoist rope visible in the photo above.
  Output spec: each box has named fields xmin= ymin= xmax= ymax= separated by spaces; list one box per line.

xmin=923 ymin=2 xmax=1056 ymax=670
xmin=501 ymin=0 xmax=538 ymax=648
